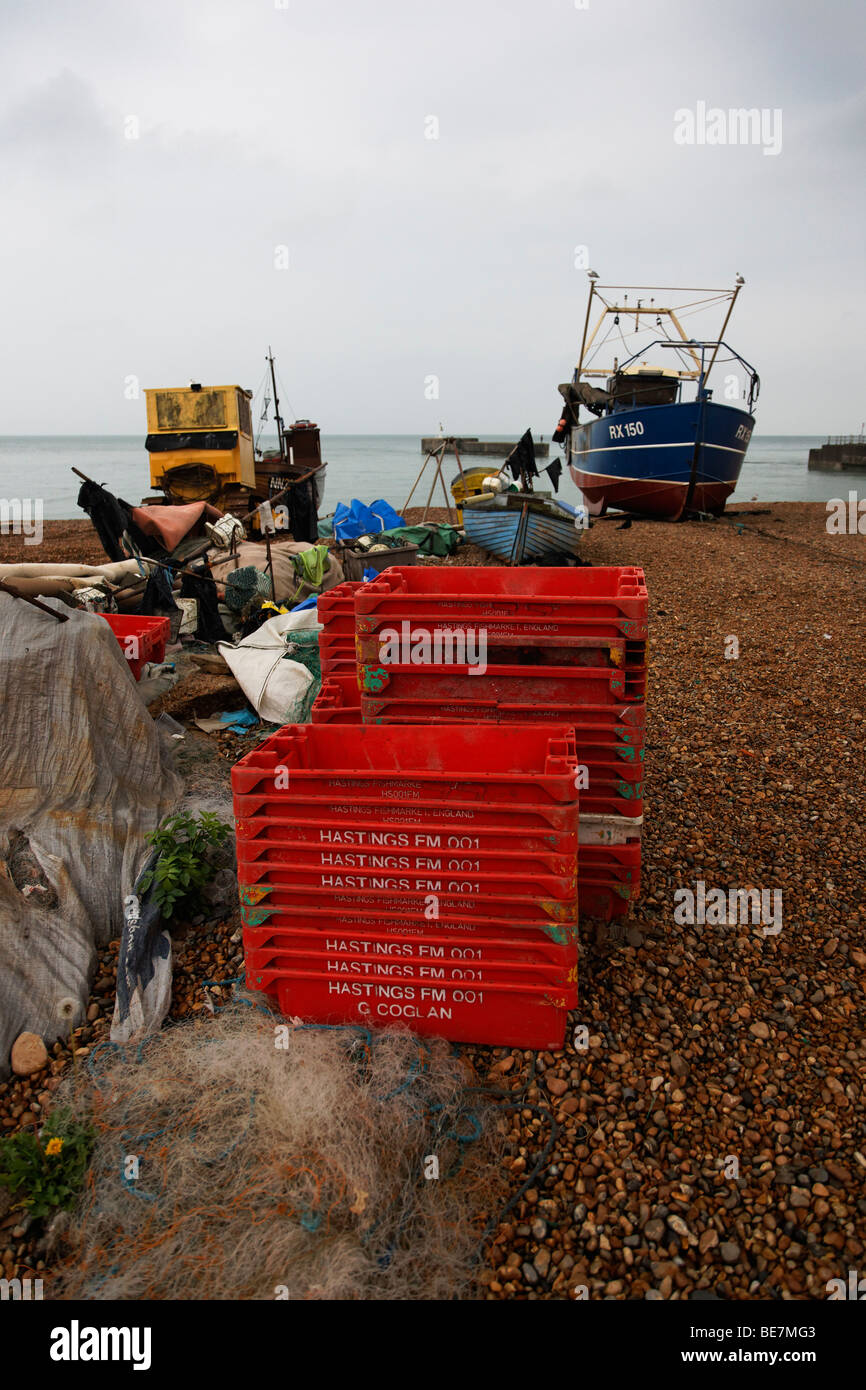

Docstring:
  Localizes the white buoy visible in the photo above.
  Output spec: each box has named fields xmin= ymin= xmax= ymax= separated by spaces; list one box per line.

xmin=482 ymin=474 xmax=505 ymax=494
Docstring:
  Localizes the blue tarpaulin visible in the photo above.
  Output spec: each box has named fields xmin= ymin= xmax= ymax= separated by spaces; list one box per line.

xmin=332 ymin=499 xmax=406 ymax=541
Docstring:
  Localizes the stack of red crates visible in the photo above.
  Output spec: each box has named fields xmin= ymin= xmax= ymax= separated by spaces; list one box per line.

xmin=350 ymin=566 xmax=647 ymax=921
xmin=232 ymin=723 xmax=581 ymax=1048
xmin=316 ymin=582 xmax=361 ymax=676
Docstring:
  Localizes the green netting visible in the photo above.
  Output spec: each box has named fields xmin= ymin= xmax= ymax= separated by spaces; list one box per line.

xmin=283 ymin=629 xmax=322 ymax=723
xmin=225 ymin=565 xmax=273 ymax=612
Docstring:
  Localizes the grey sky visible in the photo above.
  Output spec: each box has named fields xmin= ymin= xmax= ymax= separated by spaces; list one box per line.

xmin=0 ymin=0 xmax=863 ymax=435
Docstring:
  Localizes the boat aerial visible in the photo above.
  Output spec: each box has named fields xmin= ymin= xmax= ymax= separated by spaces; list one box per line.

xmin=554 ymin=275 xmax=760 ymax=520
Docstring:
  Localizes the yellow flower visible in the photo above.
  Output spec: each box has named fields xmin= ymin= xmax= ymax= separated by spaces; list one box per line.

xmin=45 ymin=1137 xmax=63 ymax=1157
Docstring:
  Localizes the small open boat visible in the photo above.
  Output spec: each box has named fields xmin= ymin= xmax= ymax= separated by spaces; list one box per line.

xmin=462 ymin=491 xmax=584 ymax=564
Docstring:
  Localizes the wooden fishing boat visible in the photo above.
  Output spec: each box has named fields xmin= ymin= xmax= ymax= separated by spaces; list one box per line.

xmin=462 ymin=492 xmax=584 ymax=564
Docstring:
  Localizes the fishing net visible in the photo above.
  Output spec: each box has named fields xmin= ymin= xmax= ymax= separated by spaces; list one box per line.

xmin=224 ymin=565 xmax=273 ymax=612
xmin=52 ymin=995 xmax=504 ymax=1300
xmin=283 ymin=629 xmax=321 ymax=723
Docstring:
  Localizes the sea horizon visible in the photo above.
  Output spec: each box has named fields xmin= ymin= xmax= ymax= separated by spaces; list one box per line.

xmin=0 ymin=432 xmax=844 ymax=520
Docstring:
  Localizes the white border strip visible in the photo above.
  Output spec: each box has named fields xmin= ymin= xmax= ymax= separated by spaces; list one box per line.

xmin=572 ymin=441 xmax=745 ymax=460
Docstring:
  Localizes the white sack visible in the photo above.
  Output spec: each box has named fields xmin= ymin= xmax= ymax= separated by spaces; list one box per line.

xmin=216 ymin=609 xmax=321 ymax=724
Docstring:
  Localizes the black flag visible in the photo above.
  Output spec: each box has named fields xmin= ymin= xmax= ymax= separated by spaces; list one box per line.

xmin=545 ymin=458 xmax=563 ymax=493
xmin=506 ymin=429 xmax=538 ymax=483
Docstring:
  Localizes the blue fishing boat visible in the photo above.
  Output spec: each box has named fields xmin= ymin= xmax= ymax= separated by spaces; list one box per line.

xmin=462 ymin=492 xmax=585 ymax=564
xmin=553 ymin=276 xmax=760 ymax=519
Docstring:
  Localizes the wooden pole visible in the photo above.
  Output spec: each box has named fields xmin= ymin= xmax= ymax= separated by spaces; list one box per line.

xmin=404 ymin=448 xmax=437 ymax=512
xmin=420 ymin=447 xmax=442 ymax=523
xmin=0 ymin=578 xmax=69 ymax=622
xmin=437 ymin=451 xmax=456 ymax=524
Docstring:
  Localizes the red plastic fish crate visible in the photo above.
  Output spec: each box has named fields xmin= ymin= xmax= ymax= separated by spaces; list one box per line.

xmin=238 ymin=879 xmax=577 ymax=925
xmin=98 ymin=613 xmax=171 ymax=680
xmin=355 ymin=566 xmax=648 ymax=635
xmin=235 ymin=813 xmax=578 ymax=859
xmin=311 ymin=675 xmax=362 ymax=723
xmin=356 ymin=630 xmax=646 ymax=669
xmin=360 ymin=695 xmax=645 ymax=732
xmin=243 ymin=919 xmax=577 ymax=967
xmin=317 ymin=581 xmax=361 ymax=633
xmin=236 ymin=835 xmax=577 ymax=880
xmin=234 ymin=790 xmax=580 ymax=837
xmin=318 ymin=633 xmax=357 ymax=658
xmin=231 ymin=723 xmax=582 ymax=811
xmin=239 ymin=894 xmax=579 ymax=947
xmin=358 ymin=661 xmax=646 ymax=706
xmin=258 ymin=967 xmax=575 ymax=1048
xmin=318 ymin=637 xmax=357 ymax=676
xmin=320 ymin=657 xmax=358 ymax=676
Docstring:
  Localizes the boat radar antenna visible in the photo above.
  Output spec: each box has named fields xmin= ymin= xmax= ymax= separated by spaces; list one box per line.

xmin=267 ymin=347 xmax=286 ymax=464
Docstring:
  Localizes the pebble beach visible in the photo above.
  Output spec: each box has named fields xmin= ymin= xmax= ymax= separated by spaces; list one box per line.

xmin=1 ymin=500 xmax=864 ymax=1299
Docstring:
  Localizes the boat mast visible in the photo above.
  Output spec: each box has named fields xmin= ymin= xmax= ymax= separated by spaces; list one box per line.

xmin=702 ymin=277 xmax=744 ymax=390
xmin=268 ymin=346 xmax=286 ymax=464
xmin=575 ymin=272 xmax=598 ymax=379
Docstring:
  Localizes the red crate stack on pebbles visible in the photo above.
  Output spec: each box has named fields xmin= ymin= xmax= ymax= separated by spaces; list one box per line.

xmin=353 ymin=566 xmax=648 ymax=921
xmin=231 ymin=723 xmax=580 ymax=1049
xmin=316 ymin=581 xmax=361 ymax=676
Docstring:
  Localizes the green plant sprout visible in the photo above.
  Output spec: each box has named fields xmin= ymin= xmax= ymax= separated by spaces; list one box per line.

xmin=138 ymin=810 xmax=230 ymax=921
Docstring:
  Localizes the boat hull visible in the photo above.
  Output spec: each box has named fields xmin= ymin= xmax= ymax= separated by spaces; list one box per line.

xmin=567 ymin=399 xmax=754 ymax=520
xmin=463 ymin=501 xmax=582 ymax=563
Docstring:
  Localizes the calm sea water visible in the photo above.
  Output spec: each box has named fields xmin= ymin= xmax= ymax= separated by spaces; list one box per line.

xmin=0 ymin=434 xmax=841 ymax=521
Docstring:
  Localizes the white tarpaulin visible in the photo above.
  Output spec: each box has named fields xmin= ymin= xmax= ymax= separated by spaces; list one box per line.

xmin=0 ymin=594 xmax=182 ymax=1076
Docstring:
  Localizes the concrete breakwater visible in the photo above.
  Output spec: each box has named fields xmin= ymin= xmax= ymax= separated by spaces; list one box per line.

xmin=808 ymin=437 xmax=866 ymax=471
xmin=421 ymin=436 xmax=550 ymax=458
